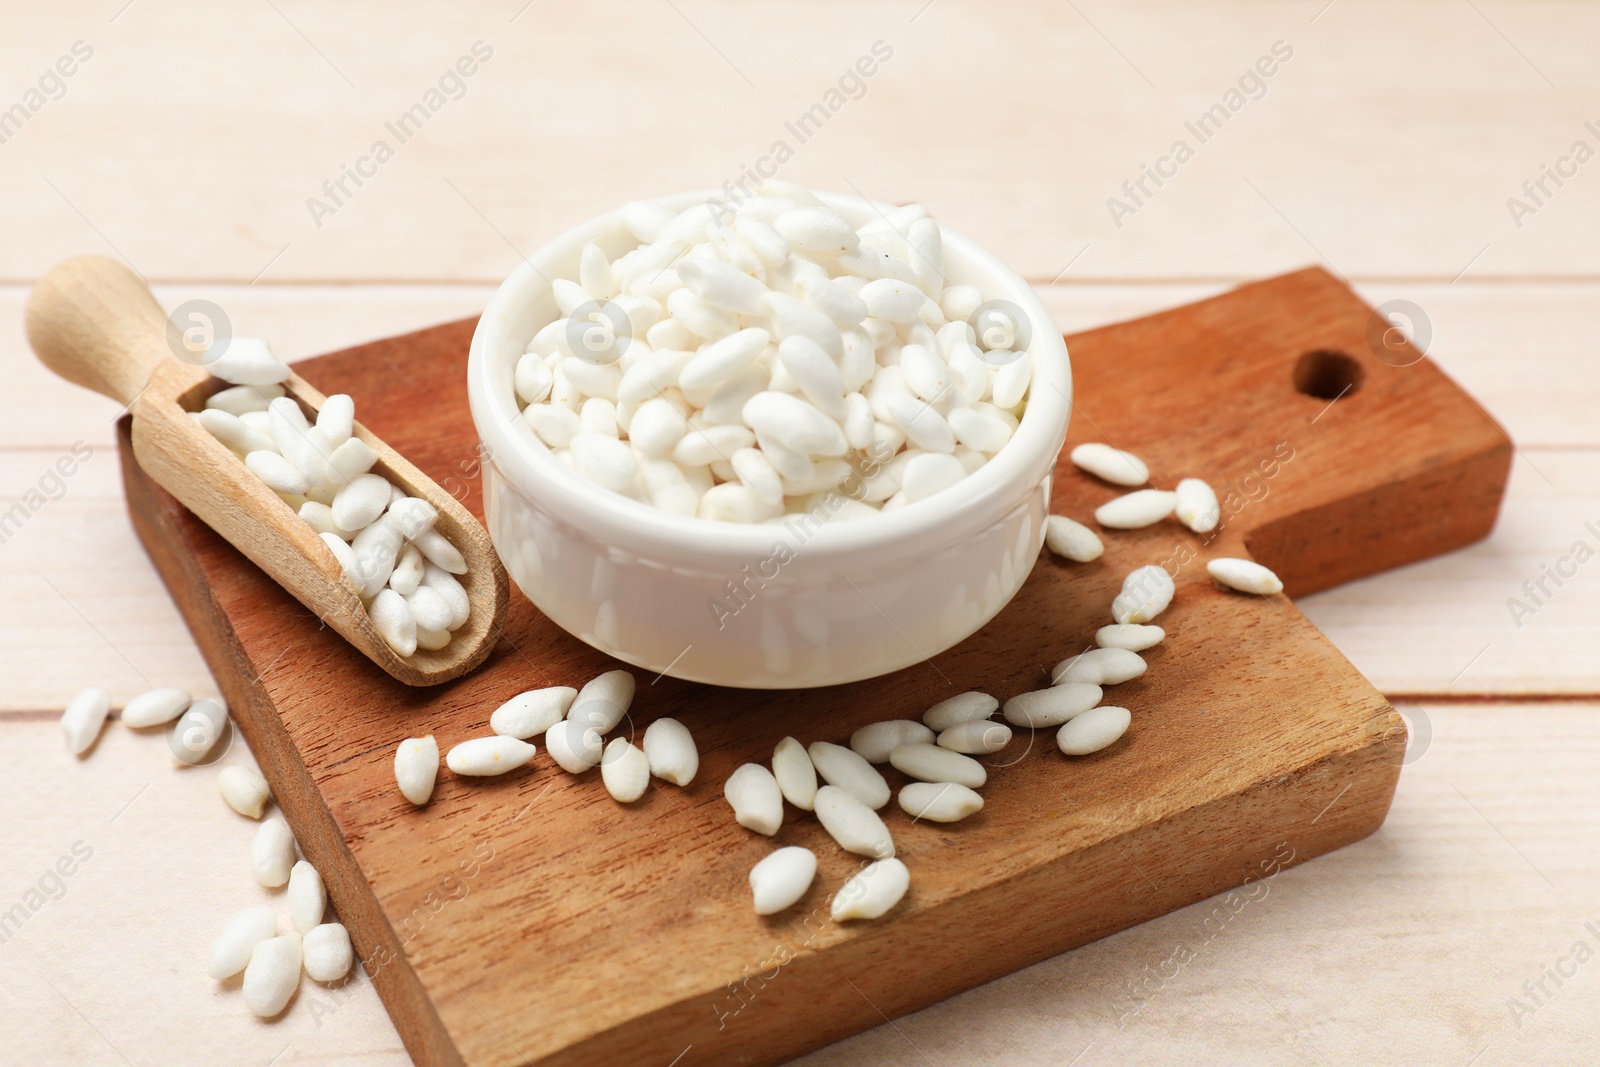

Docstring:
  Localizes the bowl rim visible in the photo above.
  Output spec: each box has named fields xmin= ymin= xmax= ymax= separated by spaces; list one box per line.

xmin=467 ymin=189 xmax=1071 ymax=561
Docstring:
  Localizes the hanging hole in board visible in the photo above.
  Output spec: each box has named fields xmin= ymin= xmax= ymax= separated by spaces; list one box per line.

xmin=1292 ymin=349 xmax=1365 ymax=401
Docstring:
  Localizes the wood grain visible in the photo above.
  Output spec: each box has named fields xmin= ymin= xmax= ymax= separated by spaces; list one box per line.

xmin=4 ymin=425 xmax=1583 ymax=714
xmin=5 ymin=1 xmax=1600 ymax=285
xmin=3 ymin=3 xmax=1594 ymax=1062
xmin=9 ymin=700 xmax=1600 ymax=1067
xmin=110 ymin=268 xmax=1508 ymax=1065
xmin=790 ymin=699 xmax=1600 ymax=1067
xmin=0 ymin=716 xmax=411 ymax=1067
xmin=6 ymin=279 xmax=1596 ymax=451
xmin=0 ymin=280 xmax=1589 ymax=705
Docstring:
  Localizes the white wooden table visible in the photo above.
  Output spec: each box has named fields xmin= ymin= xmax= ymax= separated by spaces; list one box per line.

xmin=3 ymin=2 xmax=1597 ymax=1064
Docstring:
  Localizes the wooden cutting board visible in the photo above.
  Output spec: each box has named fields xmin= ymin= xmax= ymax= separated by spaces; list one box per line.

xmin=118 ymin=267 xmax=1509 ymax=1067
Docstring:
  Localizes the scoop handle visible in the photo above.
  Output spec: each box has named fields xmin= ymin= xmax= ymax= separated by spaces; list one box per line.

xmin=26 ymin=256 xmax=177 ymax=405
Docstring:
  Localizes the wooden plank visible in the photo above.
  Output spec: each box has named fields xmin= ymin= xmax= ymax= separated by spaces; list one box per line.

xmin=8 ymin=440 xmax=1584 ymax=712
xmin=1039 ymin=282 xmax=1600 ymax=451
xmin=0 ymin=448 xmax=217 ymax=707
xmin=791 ymin=700 xmax=1600 ymax=1066
xmin=7 ymin=698 xmax=1594 ymax=1066
xmin=5 ymin=280 xmax=1591 ymax=707
xmin=9 ymin=447 xmax=1587 ymax=713
xmin=5 ymin=281 xmax=1597 ymax=452
xmin=3 ymin=1 xmax=1599 ymax=283
xmin=0 ymin=718 xmax=408 ymax=1067
xmin=106 ymin=268 xmax=1513 ymax=1066
xmin=1300 ymin=450 xmax=1600 ymax=698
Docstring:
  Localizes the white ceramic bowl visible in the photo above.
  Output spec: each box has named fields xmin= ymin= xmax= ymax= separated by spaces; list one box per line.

xmin=467 ymin=190 xmax=1070 ymax=689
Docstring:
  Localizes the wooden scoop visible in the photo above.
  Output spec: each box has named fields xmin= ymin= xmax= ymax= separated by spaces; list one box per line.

xmin=25 ymin=256 xmax=508 ymax=686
